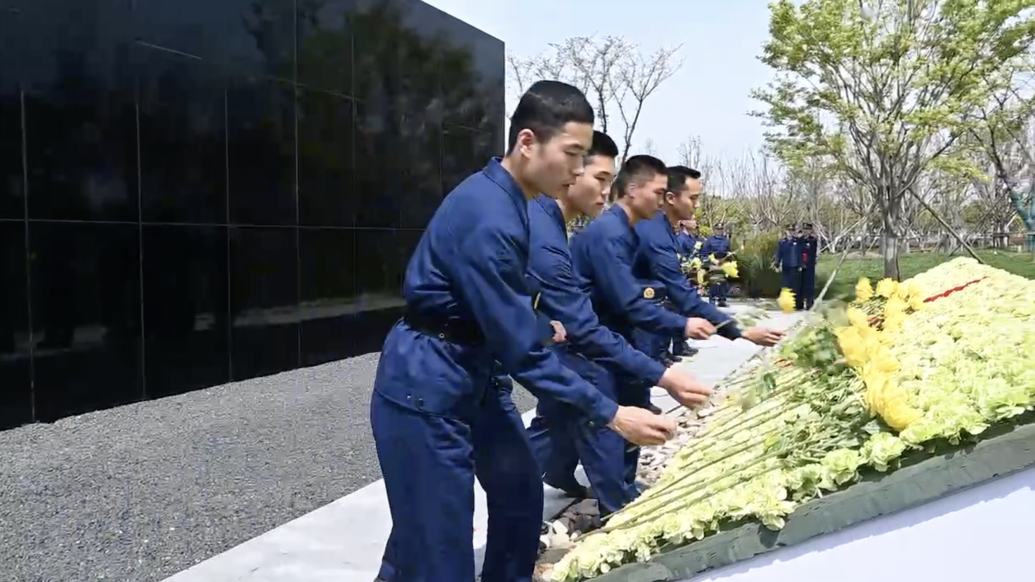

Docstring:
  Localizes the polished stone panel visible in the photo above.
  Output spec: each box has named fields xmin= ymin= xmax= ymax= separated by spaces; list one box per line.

xmin=229 ymin=226 xmax=300 ymax=382
xmin=0 ymin=221 xmax=32 ymax=430
xmin=142 ymin=224 xmax=231 ymax=398
xmin=137 ymin=47 xmax=228 ymax=224
xmin=28 ymin=221 xmax=144 ymax=422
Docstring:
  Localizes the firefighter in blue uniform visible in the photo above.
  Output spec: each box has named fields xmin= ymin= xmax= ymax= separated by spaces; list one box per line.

xmin=774 ymin=224 xmax=800 ymax=293
xmin=797 ymin=222 xmax=819 ymax=310
xmin=370 ymin=81 xmax=677 ymax=582
xmin=524 ymin=132 xmax=712 ymax=512
xmin=702 ymin=224 xmax=732 ymax=306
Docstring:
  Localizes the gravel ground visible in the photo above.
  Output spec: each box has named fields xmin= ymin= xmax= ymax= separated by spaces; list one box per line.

xmin=0 ymin=354 xmax=537 ymax=582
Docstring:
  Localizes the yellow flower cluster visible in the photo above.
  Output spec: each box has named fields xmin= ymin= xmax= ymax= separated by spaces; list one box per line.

xmin=836 ymin=286 xmax=923 ymax=431
xmin=855 ymin=278 xmax=873 ymax=302
xmin=721 ymin=260 xmax=739 ymax=278
xmin=777 ymin=288 xmax=796 ymax=313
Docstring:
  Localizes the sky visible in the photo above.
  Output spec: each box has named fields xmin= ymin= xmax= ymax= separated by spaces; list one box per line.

xmin=423 ymin=0 xmax=777 ymax=162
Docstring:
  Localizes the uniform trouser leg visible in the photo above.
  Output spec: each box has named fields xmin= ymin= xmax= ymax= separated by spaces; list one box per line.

xmin=560 ymin=358 xmax=639 ymax=517
xmin=372 ymin=391 xmax=476 ymax=582
xmin=671 ymin=333 xmax=686 ymax=356
xmin=473 ymin=388 xmax=544 ymax=582
xmin=792 ymin=269 xmax=805 ymax=310
xmin=781 ymin=268 xmax=798 ymax=295
xmin=616 ymin=371 xmax=654 ymax=490
xmin=801 ymin=268 xmax=816 ymax=309
xmin=527 ymin=399 xmax=582 ymax=493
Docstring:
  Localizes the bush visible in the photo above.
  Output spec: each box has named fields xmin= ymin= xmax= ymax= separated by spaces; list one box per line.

xmin=735 ymin=232 xmax=783 ymax=298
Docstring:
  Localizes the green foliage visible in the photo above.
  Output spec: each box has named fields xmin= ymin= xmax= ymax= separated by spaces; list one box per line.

xmin=752 ymin=0 xmax=1035 ymax=278
xmin=736 ymin=232 xmax=784 ymax=298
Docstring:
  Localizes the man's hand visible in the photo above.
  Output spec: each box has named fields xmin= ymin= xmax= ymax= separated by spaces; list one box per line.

xmin=550 ymin=321 xmax=567 ymax=344
xmin=742 ymin=326 xmax=785 ymax=347
xmin=608 ymin=406 xmax=677 ymax=446
xmin=657 ymin=367 xmax=713 ymax=408
xmin=684 ymin=318 xmax=715 ymax=340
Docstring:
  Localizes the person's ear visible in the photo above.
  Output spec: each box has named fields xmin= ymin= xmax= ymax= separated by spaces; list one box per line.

xmin=516 ymin=128 xmax=537 ymax=157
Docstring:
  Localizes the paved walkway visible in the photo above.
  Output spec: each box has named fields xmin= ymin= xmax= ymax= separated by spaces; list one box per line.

xmin=162 ymin=306 xmax=802 ymax=582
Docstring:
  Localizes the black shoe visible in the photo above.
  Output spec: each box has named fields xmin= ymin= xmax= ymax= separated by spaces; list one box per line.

xmin=646 ymin=403 xmax=663 ymax=415
xmin=718 ymin=300 xmax=729 ymax=307
xmin=545 ymin=480 xmax=591 ymax=499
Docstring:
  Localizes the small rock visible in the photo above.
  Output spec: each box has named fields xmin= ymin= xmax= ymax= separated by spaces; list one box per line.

xmin=548 ymin=533 xmax=574 ymax=549
xmin=550 ymin=520 xmax=569 ymax=536
xmin=539 ymin=548 xmax=570 ymax=565
xmin=569 ymin=498 xmax=599 ymax=516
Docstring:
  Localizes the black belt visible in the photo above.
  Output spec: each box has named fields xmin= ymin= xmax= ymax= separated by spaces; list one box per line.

xmin=403 ymin=312 xmax=485 ymax=346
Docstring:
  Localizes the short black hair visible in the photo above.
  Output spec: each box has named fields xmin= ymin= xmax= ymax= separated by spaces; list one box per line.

xmin=666 ymin=165 xmax=702 ymax=194
xmin=586 ymin=131 xmax=619 ymax=161
xmin=507 ymin=80 xmax=595 ymax=153
xmin=613 ymin=155 xmax=667 ymax=198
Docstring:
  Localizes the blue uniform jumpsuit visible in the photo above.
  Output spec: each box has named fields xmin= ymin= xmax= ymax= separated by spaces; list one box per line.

xmin=701 ymin=234 xmax=732 ymax=303
xmin=522 ymin=195 xmax=668 ymax=516
xmin=774 ymin=236 xmax=800 ymax=292
xmin=568 ymin=206 xmax=734 ymax=509
xmin=796 ymin=235 xmax=818 ymax=309
xmin=371 ymin=160 xmax=619 ymax=582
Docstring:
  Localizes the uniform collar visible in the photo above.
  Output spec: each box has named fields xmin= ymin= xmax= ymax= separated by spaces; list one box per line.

xmin=607 ymin=203 xmax=632 ymax=230
xmin=533 ymin=194 xmax=565 ymax=231
xmin=650 ymin=210 xmax=675 ymax=234
xmin=483 ymin=158 xmax=528 ymax=207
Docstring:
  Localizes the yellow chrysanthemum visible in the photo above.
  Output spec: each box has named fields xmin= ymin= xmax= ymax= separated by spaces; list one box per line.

xmin=875 ymin=278 xmax=898 ymax=298
xmin=855 ymin=278 xmax=873 ymax=302
xmin=777 ymin=288 xmax=796 ymax=313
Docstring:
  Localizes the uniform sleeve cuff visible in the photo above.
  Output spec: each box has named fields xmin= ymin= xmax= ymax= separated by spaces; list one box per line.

xmin=718 ymin=323 xmax=742 ymax=340
xmin=645 ymin=359 xmax=667 ymax=386
xmin=589 ymin=394 xmax=620 ymax=427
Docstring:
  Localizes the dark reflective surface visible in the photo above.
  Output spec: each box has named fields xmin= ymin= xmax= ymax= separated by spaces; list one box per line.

xmin=0 ymin=221 xmax=32 ymax=428
xmin=29 ymin=221 xmax=144 ymax=422
xmin=0 ymin=0 xmax=502 ymax=429
xmin=143 ymin=225 xmax=231 ymax=398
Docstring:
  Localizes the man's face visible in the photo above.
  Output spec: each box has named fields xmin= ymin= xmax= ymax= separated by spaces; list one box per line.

xmin=804 ymin=226 xmax=814 ymax=237
xmin=519 ymin=122 xmax=593 ymax=198
xmin=625 ymin=172 xmax=667 ymax=220
xmin=567 ymin=154 xmax=616 ymax=218
xmin=664 ymin=177 xmax=702 ymax=221
xmin=686 ymin=218 xmax=698 ymax=232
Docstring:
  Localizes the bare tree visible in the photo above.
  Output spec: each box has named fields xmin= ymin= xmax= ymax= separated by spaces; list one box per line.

xmin=641 ymin=138 xmax=659 ymax=157
xmin=613 ymin=45 xmax=682 ymax=162
xmin=507 ymin=36 xmax=682 ymax=161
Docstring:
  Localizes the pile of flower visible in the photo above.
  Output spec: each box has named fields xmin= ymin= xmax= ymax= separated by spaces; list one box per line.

xmin=551 ymin=258 xmax=1035 ymax=581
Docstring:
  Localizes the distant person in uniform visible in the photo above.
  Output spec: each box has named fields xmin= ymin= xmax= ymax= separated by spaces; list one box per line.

xmin=797 ymin=223 xmax=819 ymax=310
xmin=774 ymin=224 xmax=800 ymax=296
xmin=702 ymin=224 xmax=732 ymax=307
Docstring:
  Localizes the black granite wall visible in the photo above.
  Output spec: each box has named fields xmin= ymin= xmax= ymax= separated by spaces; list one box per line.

xmin=0 ymin=0 xmax=505 ymax=429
